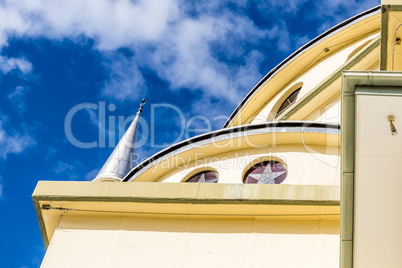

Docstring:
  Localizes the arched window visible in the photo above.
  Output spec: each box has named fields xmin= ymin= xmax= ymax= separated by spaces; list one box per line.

xmin=244 ymin=161 xmax=287 ymax=184
xmin=186 ymin=171 xmax=219 ymax=183
xmin=275 ymin=88 xmax=301 ymax=117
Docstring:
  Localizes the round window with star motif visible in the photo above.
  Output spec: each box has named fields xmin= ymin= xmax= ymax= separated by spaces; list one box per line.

xmin=186 ymin=171 xmax=219 ymax=183
xmin=244 ymin=161 xmax=287 ymax=184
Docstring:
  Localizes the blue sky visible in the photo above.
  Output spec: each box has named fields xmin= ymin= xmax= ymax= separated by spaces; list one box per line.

xmin=0 ymin=0 xmax=379 ymax=267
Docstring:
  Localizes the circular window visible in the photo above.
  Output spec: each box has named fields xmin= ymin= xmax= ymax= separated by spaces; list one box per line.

xmin=244 ymin=161 xmax=287 ymax=184
xmin=187 ymin=171 xmax=218 ymax=183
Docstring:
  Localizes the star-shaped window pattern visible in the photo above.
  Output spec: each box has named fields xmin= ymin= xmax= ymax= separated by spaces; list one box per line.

xmin=187 ymin=171 xmax=218 ymax=183
xmin=244 ymin=161 xmax=287 ymax=184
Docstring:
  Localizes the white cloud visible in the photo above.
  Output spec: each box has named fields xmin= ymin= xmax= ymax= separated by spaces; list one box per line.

xmin=86 ymin=108 xmax=99 ymax=126
xmin=147 ymin=14 xmax=267 ymax=103
xmin=54 ymin=161 xmax=74 ymax=174
xmin=257 ymin=0 xmax=378 ymax=15
xmin=0 ymin=118 xmax=35 ymax=159
xmin=0 ymin=0 xmax=180 ymax=50
xmin=0 ymin=56 xmax=32 ymax=74
xmin=295 ymin=35 xmax=312 ymax=50
xmin=0 ymin=0 xmax=381 ymax=114
xmin=313 ymin=0 xmax=380 ymax=32
xmin=84 ymin=168 xmax=100 ymax=181
xmin=0 ymin=0 xmax=267 ymax=106
xmin=102 ymin=54 xmax=146 ymax=100
xmin=8 ymin=86 xmax=29 ymax=113
xmin=256 ymin=0 xmax=305 ymax=13
xmin=53 ymin=160 xmax=82 ymax=180
xmin=52 ymin=161 xmax=100 ymax=181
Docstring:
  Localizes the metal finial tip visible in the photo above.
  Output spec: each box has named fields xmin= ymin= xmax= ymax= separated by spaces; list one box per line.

xmin=137 ymin=98 xmax=146 ymax=114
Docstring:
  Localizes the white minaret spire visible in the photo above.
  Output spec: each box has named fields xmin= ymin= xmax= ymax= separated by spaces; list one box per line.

xmin=93 ymin=98 xmax=145 ymax=182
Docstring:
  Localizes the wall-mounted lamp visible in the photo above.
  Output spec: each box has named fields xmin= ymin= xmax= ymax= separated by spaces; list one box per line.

xmin=388 ymin=115 xmax=398 ymax=136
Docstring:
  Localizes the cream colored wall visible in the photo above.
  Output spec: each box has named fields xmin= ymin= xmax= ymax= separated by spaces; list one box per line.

xmin=33 ymin=181 xmax=341 ymax=246
xmin=251 ymin=33 xmax=379 ymax=124
xmin=305 ymin=95 xmax=341 ymax=123
xmin=161 ymin=145 xmax=340 ymax=185
xmin=386 ymin=10 xmax=402 ymax=71
xmin=41 ymin=215 xmax=339 ymax=268
xmin=354 ymin=94 xmax=402 ymax=267
xmin=382 ymin=0 xmax=402 ymax=4
xmin=304 ymin=62 xmax=379 ymax=123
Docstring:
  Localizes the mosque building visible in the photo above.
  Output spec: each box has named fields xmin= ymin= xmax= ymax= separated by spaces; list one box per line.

xmin=33 ymin=1 xmax=402 ymax=267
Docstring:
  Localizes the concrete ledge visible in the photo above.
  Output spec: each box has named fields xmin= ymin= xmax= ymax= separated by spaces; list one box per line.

xmin=33 ymin=181 xmax=340 ymax=249
xmin=33 ymin=181 xmax=340 ymax=205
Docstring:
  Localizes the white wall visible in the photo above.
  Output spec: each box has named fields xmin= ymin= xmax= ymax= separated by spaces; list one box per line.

xmin=251 ymin=33 xmax=379 ymax=124
xmin=41 ymin=215 xmax=339 ymax=268
xmin=161 ymin=145 xmax=340 ymax=185
xmin=354 ymin=94 xmax=402 ymax=267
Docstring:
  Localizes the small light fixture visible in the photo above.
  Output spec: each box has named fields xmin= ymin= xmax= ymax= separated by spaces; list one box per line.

xmin=41 ymin=204 xmax=51 ymax=210
xmin=388 ymin=115 xmax=398 ymax=136
xmin=396 ymin=37 xmax=401 ymax=45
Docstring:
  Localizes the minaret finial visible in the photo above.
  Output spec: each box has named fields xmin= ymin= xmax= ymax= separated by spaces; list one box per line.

xmin=137 ymin=98 xmax=146 ymax=115
xmin=93 ymin=98 xmax=146 ymax=182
